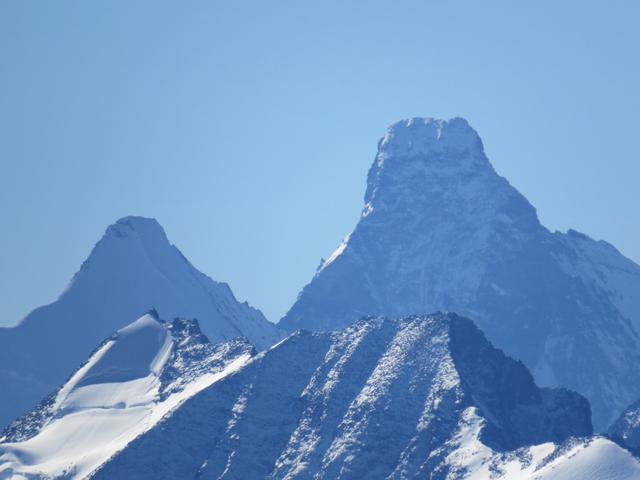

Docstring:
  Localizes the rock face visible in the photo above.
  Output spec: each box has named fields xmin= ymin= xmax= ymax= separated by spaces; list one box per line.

xmin=0 ymin=216 xmax=283 ymax=429
xmin=90 ymin=313 xmax=599 ymax=479
xmin=0 ymin=312 xmax=255 ymax=480
xmin=279 ymin=118 xmax=640 ymax=430
xmin=609 ymin=399 xmax=640 ymax=456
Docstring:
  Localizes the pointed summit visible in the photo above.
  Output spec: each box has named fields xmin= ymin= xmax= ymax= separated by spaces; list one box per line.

xmin=376 ymin=117 xmax=483 ymax=163
xmin=281 ymin=117 xmax=640 ymax=430
xmin=365 ymin=117 xmax=490 ymax=205
xmin=360 ymin=117 xmax=540 ymax=242
xmin=105 ymin=216 xmax=167 ymax=238
xmin=101 ymin=216 xmax=171 ymax=253
xmin=74 ymin=216 xmax=173 ymax=283
xmin=0 ymin=216 xmax=283 ymax=429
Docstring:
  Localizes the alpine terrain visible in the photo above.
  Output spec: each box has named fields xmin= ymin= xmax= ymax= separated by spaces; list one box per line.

xmin=84 ymin=314 xmax=640 ymax=479
xmin=609 ymin=399 xmax=640 ymax=457
xmin=0 ymin=216 xmax=283 ymax=429
xmin=280 ymin=117 xmax=640 ymax=430
xmin=1 ymin=119 xmax=639 ymax=479
xmin=0 ymin=311 xmax=255 ymax=479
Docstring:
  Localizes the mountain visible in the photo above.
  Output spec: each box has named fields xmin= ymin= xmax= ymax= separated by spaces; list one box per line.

xmin=279 ymin=117 xmax=640 ymax=430
xmin=0 ymin=216 xmax=283 ymax=429
xmin=609 ymin=399 xmax=640 ymax=457
xmin=77 ymin=313 xmax=637 ymax=479
xmin=0 ymin=312 xmax=255 ymax=480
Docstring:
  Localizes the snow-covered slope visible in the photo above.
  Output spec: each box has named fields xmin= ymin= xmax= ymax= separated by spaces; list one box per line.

xmin=0 ymin=312 xmax=254 ymax=480
xmin=0 ymin=216 xmax=283 ymax=429
xmin=279 ymin=118 xmax=640 ymax=430
xmin=462 ymin=435 xmax=640 ymax=480
xmin=84 ymin=313 xmax=633 ymax=479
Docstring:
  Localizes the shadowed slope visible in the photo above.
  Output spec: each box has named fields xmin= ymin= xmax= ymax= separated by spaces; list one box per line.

xmin=93 ymin=313 xmax=596 ymax=479
xmin=280 ymin=118 xmax=640 ymax=430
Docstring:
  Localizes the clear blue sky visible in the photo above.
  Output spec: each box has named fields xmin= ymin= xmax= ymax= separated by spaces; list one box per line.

xmin=1 ymin=1 xmax=639 ymax=326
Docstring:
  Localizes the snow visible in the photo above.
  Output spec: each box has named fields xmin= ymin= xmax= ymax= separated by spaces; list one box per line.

xmin=55 ymin=314 xmax=172 ymax=407
xmin=66 ymin=216 xmax=283 ymax=351
xmin=2 ymin=117 xmax=640 ymax=477
xmin=441 ymin=405 xmax=640 ymax=480
xmin=281 ymin=117 xmax=640 ymax=431
xmin=1 ymin=403 xmax=155 ymax=479
xmin=91 ymin=314 xmax=617 ymax=479
xmin=474 ymin=438 xmax=640 ymax=480
xmin=318 ymin=234 xmax=351 ymax=273
xmin=535 ymin=438 xmax=640 ymax=480
xmin=0 ymin=314 xmax=253 ymax=480
xmin=0 ymin=215 xmax=283 ymax=430
xmin=555 ymin=229 xmax=640 ymax=332
xmin=446 ymin=408 xmax=497 ymax=478
xmin=444 ymin=409 xmax=640 ymax=480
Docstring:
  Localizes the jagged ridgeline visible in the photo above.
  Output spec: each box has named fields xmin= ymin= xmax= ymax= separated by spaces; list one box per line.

xmin=0 ymin=312 xmax=256 ymax=479
xmin=4 ymin=313 xmax=639 ymax=479
xmin=2 ymin=117 xmax=640 ymax=479
xmin=280 ymin=117 xmax=640 ymax=431
xmin=89 ymin=314 xmax=635 ymax=479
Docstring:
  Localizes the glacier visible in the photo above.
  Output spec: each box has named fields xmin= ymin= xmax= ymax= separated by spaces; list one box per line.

xmin=0 ymin=312 xmax=255 ymax=479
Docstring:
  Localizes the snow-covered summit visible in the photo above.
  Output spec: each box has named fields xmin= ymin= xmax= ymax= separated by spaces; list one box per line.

xmin=281 ymin=117 xmax=640 ymax=430
xmin=104 ymin=215 xmax=167 ymax=238
xmin=78 ymin=217 xmax=172 ymax=280
xmin=87 ymin=313 xmax=636 ymax=479
xmin=365 ymin=117 xmax=492 ymax=206
xmin=0 ymin=216 xmax=284 ymax=430
xmin=72 ymin=311 xmax=172 ymax=387
xmin=376 ymin=117 xmax=483 ymax=162
xmin=0 ymin=313 xmax=255 ymax=479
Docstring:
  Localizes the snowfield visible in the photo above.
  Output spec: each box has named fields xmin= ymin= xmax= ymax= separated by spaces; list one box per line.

xmin=456 ymin=409 xmax=640 ymax=480
xmin=0 ymin=313 xmax=254 ymax=479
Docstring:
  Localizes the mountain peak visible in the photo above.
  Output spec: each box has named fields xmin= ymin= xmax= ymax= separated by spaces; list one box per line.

xmin=281 ymin=117 xmax=640 ymax=430
xmin=0 ymin=215 xmax=283 ymax=429
xmin=90 ymin=313 xmax=597 ymax=479
xmin=380 ymin=117 xmax=480 ymax=152
xmin=77 ymin=215 xmax=175 ymax=282
xmin=377 ymin=117 xmax=483 ymax=160
xmin=105 ymin=216 xmax=168 ymax=242
xmin=365 ymin=117 xmax=492 ymax=206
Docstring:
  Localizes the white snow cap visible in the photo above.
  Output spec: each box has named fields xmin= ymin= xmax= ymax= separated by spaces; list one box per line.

xmin=364 ymin=117 xmax=492 ymax=205
xmin=105 ymin=216 xmax=169 ymax=243
xmin=378 ymin=117 xmax=484 ymax=158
